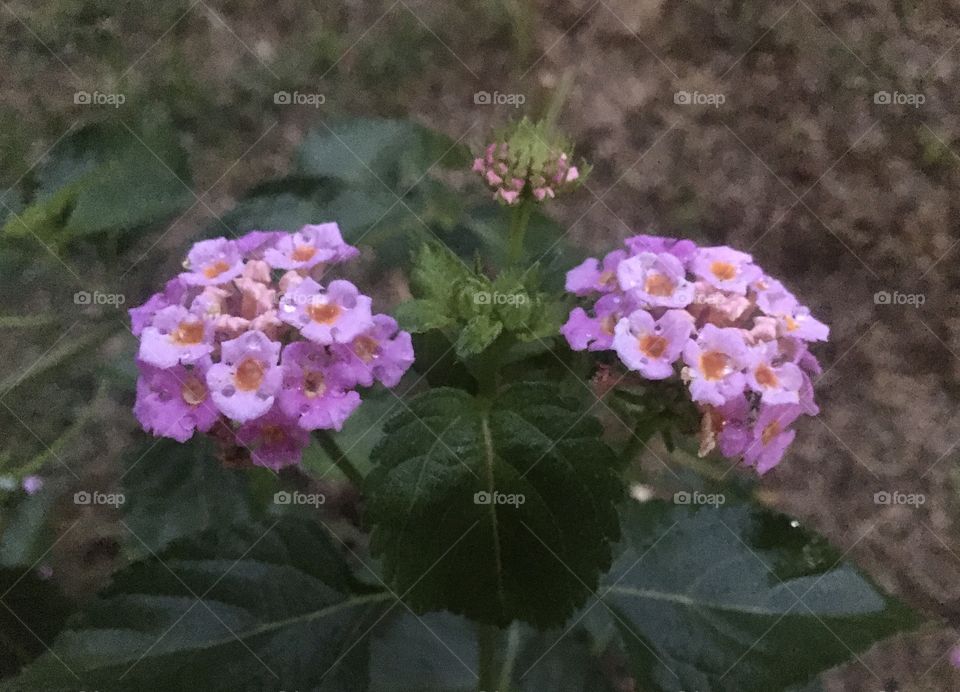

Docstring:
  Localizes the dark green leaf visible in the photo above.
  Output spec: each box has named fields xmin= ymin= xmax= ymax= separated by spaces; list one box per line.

xmin=23 ymin=119 xmax=190 ymax=240
xmin=597 ymin=500 xmax=922 ymax=692
xmin=296 ymin=118 xmax=470 ymax=192
xmin=0 ymin=483 xmax=60 ymax=569
xmin=120 ymin=437 xmax=256 ymax=557
xmin=365 ymin=383 xmax=624 ymax=627
xmin=0 ymin=568 xmax=72 ymax=678
xmin=3 ymin=520 xmax=392 ymax=691
xmin=369 ymin=612 xmax=477 ymax=691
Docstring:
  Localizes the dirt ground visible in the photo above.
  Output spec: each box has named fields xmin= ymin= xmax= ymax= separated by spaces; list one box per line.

xmin=3 ymin=0 xmax=960 ymax=689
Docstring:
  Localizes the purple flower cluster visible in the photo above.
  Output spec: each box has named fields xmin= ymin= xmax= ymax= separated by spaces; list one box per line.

xmin=562 ymin=234 xmax=828 ymax=474
xmin=472 ymin=142 xmax=580 ymax=205
xmin=130 ymin=224 xmax=413 ymax=470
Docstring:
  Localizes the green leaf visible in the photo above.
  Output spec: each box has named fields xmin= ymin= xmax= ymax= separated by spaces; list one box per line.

xmin=296 ymin=118 xmax=470 ymax=192
xmin=0 ymin=568 xmax=72 ymax=678
xmin=510 ymin=625 xmax=617 ymax=692
xmin=0 ymin=483 xmax=60 ymax=569
xmin=393 ymin=298 xmax=455 ymax=334
xmin=365 ymin=383 xmax=624 ymax=627
xmin=20 ymin=119 xmax=190 ymax=241
xmin=4 ymin=520 xmax=393 ymax=691
xmin=454 ymin=314 xmax=503 ymax=359
xmin=120 ymin=437 xmax=256 ymax=557
xmin=368 ymin=612 xmax=618 ymax=692
xmin=368 ymin=612 xmax=477 ymax=691
xmin=596 ymin=500 xmax=922 ymax=692
xmin=491 ymin=269 xmax=534 ymax=330
xmin=409 ymin=243 xmax=470 ymax=302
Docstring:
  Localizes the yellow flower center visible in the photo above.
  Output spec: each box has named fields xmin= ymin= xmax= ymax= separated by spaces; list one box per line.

xmin=172 ymin=320 xmax=204 ymax=345
xmin=700 ymin=351 xmax=729 ymax=380
xmin=353 ymin=335 xmax=379 ymax=362
xmin=261 ymin=425 xmax=285 ymax=445
xmin=639 ymin=334 xmax=668 ymax=359
xmin=710 ymin=261 xmax=737 ymax=281
xmin=291 ymin=244 xmax=317 ymax=262
xmin=600 ymin=314 xmax=618 ymax=336
xmin=644 ymin=272 xmax=675 ymax=297
xmin=761 ymin=420 xmax=781 ymax=445
xmin=203 ymin=260 xmax=231 ymax=279
xmin=754 ymin=363 xmax=779 ymax=388
xmin=234 ymin=357 xmax=265 ymax=391
xmin=785 ymin=315 xmax=799 ymax=332
xmin=307 ymin=302 xmax=341 ymax=324
xmin=303 ymin=370 xmax=326 ymax=398
xmin=180 ymin=375 xmax=207 ymax=405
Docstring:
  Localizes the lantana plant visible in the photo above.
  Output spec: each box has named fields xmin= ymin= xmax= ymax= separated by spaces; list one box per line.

xmin=3 ymin=117 xmax=925 ymax=692
xmin=130 ymin=224 xmax=413 ymax=468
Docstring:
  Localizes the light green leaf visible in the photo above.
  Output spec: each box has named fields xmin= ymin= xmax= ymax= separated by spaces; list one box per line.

xmin=454 ymin=314 xmax=503 ymax=359
xmin=394 ymin=299 xmax=455 ymax=334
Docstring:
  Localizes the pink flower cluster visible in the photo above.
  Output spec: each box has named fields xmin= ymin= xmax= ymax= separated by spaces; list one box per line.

xmin=562 ymin=234 xmax=828 ymax=474
xmin=472 ymin=142 xmax=580 ymax=205
xmin=130 ymin=224 xmax=413 ymax=470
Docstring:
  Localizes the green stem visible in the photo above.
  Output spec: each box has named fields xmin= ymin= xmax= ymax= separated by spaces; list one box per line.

xmin=0 ymin=313 xmax=59 ymax=329
xmin=497 ymin=622 xmax=521 ymax=691
xmin=507 ymin=199 xmax=533 ymax=265
xmin=314 ymin=431 xmax=364 ymax=487
xmin=477 ymin=623 xmax=499 ymax=692
xmin=541 ymin=67 xmax=575 ymax=134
